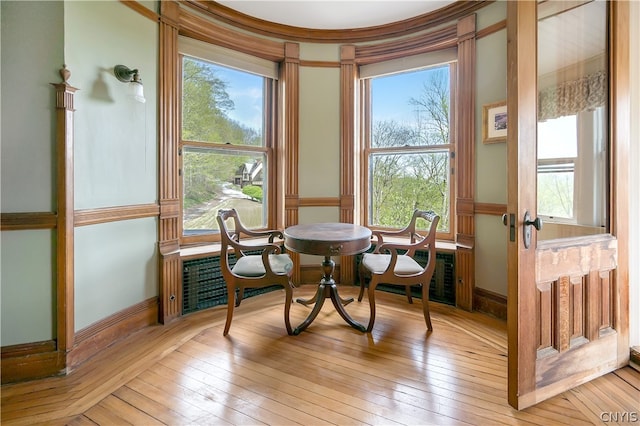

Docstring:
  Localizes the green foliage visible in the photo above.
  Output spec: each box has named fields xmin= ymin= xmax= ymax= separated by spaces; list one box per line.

xmin=242 ymin=185 xmax=263 ymax=202
xmin=181 ymin=57 xmax=265 ymax=219
xmin=182 ymin=57 xmax=234 ymax=143
xmin=370 ymin=66 xmax=452 ymax=231
xmin=538 ymin=173 xmax=574 ymax=218
xmin=182 ymin=58 xmax=262 ymax=146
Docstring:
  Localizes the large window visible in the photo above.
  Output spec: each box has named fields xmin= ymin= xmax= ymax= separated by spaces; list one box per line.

xmin=361 ymin=63 xmax=455 ymax=238
xmin=180 ymin=50 xmax=276 ymax=243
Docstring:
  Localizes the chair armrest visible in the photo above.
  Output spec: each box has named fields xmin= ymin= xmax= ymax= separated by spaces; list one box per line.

xmin=231 ymin=217 xmax=284 ymax=243
xmin=377 ymin=237 xmax=431 ymax=258
xmin=239 ymin=228 xmax=284 ymax=243
xmin=371 ymin=209 xmax=439 ymax=252
xmin=224 ymin=239 xmax=283 ymax=256
xmin=371 ymin=229 xmax=413 ymax=252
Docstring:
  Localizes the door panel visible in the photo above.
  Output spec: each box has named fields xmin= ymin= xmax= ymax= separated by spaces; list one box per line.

xmin=506 ymin=1 xmax=630 ymax=410
xmin=535 ymin=236 xmax=618 ymax=386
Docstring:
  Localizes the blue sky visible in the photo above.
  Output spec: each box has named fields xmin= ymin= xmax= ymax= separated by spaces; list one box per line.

xmin=211 ymin=64 xmax=264 ymax=132
xmin=371 ymin=67 xmax=446 ymax=124
xmin=214 ymin=62 xmax=448 ymax=132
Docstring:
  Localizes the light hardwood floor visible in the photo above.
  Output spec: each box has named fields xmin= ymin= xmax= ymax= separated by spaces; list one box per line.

xmin=2 ymin=286 xmax=638 ymax=425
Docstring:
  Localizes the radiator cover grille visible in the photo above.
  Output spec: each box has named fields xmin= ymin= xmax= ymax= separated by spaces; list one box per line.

xmin=183 ymin=249 xmax=455 ymax=315
xmin=356 ymin=249 xmax=455 ymax=306
xmin=182 ymin=254 xmax=280 ymax=315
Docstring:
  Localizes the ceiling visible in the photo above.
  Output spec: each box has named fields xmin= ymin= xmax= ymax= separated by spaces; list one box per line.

xmin=215 ymin=1 xmax=605 ymax=76
xmin=216 ymin=1 xmax=456 ymax=29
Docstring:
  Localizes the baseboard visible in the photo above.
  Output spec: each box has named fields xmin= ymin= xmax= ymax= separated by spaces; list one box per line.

xmin=2 ymin=298 xmax=159 ymax=384
xmin=68 ymin=297 xmax=158 ymax=370
xmin=1 ymin=341 xmax=65 ymax=384
xmin=473 ymin=287 xmax=507 ymax=321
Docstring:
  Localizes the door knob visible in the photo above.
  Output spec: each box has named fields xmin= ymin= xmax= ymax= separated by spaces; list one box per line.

xmin=502 ymin=213 xmax=508 ymax=226
xmin=523 ymin=211 xmax=542 ymax=249
xmin=525 ymin=215 xmax=542 ymax=231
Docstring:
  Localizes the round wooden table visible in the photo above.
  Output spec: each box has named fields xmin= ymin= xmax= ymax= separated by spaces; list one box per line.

xmin=283 ymin=223 xmax=371 ymax=334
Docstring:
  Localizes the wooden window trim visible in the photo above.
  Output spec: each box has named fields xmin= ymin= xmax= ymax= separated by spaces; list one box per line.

xmin=354 ymin=23 xmax=470 ymax=243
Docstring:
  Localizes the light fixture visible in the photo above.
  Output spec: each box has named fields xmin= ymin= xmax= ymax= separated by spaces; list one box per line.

xmin=113 ymin=64 xmax=145 ymax=103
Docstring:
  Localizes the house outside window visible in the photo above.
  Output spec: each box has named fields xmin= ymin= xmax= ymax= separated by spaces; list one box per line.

xmin=361 ymin=62 xmax=456 ymax=239
xmin=179 ymin=38 xmax=278 ymax=243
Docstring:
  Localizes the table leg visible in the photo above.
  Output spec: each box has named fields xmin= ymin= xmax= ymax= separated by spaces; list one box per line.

xmin=297 ymin=287 xmax=352 ymax=306
xmin=328 ymin=284 xmax=366 ymax=332
xmin=295 ymin=287 xmax=319 ymax=305
xmin=293 ymin=284 xmax=328 ymax=335
xmin=295 ymin=256 xmax=352 ymax=306
xmin=293 ymin=256 xmax=365 ymax=334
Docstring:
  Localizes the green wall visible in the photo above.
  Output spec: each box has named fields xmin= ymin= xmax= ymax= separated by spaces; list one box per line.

xmin=1 ymin=1 xmax=63 ymax=346
xmin=64 ymin=0 xmax=158 ymax=331
xmin=474 ymin=1 xmax=508 ymax=296
xmin=1 ymin=0 xmax=159 ymax=345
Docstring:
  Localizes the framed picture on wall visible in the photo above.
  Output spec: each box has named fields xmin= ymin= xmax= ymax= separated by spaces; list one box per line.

xmin=482 ymin=100 xmax=507 ymax=144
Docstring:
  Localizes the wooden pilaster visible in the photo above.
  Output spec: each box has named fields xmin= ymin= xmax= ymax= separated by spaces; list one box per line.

xmin=283 ymin=42 xmax=301 ymax=282
xmin=340 ymin=45 xmax=357 ymax=285
xmin=52 ymin=66 xmax=77 ymax=363
xmin=455 ymin=15 xmax=476 ymax=311
xmin=158 ymin=1 xmax=181 ymax=323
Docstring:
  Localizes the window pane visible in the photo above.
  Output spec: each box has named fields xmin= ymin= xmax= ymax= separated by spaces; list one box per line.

xmin=537 ymin=166 xmax=574 ymax=219
xmin=371 ymin=66 xmax=450 ymax=148
xmin=368 ymin=64 xmax=452 ymax=233
xmin=181 ymin=54 xmax=270 ymax=237
xmin=369 ymin=151 xmax=450 ymax=232
xmin=538 ymin=115 xmax=577 ymax=159
xmin=537 ymin=116 xmax=577 ymax=219
xmin=182 ymin=56 xmax=264 ymax=146
xmin=183 ymin=148 xmax=267 ymax=234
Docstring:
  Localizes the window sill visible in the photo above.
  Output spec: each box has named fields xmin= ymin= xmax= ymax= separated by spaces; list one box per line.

xmin=179 ymin=237 xmax=277 ymax=261
xmin=179 ymin=237 xmax=458 ymax=261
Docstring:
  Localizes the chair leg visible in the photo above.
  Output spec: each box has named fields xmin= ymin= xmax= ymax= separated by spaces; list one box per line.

xmin=421 ymin=283 xmax=433 ymax=331
xmin=357 ymin=267 xmax=366 ymax=302
xmin=284 ymin=281 xmax=294 ymax=335
xmin=235 ymin=288 xmax=245 ymax=307
xmin=223 ymin=285 xmax=236 ymax=336
xmin=405 ymin=285 xmax=413 ymax=304
xmin=366 ymin=279 xmax=378 ymax=332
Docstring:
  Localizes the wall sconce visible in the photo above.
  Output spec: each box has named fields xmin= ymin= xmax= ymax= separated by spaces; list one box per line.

xmin=113 ymin=64 xmax=145 ymax=103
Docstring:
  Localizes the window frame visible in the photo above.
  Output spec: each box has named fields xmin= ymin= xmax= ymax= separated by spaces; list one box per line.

xmin=359 ymin=62 xmax=457 ymax=241
xmin=536 ymin=107 xmax=608 ymax=227
xmin=178 ymin=52 xmax=279 ymax=246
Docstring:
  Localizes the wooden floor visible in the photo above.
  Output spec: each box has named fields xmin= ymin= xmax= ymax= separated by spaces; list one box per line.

xmin=2 ymin=286 xmax=638 ymax=425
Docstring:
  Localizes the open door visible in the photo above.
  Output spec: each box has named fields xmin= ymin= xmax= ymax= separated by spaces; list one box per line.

xmin=506 ymin=1 xmax=630 ymax=409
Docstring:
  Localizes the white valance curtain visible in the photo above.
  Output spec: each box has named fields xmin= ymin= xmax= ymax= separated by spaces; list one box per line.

xmin=538 ymin=70 xmax=607 ymax=121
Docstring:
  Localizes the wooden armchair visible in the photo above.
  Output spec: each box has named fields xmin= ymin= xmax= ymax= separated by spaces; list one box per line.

xmin=358 ymin=209 xmax=440 ymax=332
xmin=216 ymin=208 xmax=294 ymax=336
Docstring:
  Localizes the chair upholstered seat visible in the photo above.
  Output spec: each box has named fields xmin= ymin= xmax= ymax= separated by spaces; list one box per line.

xmin=232 ymin=254 xmax=294 ymax=277
xmin=361 ymin=253 xmax=423 ymax=276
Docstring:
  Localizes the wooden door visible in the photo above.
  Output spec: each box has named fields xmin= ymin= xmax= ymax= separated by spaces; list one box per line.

xmin=506 ymin=0 xmax=630 ymax=410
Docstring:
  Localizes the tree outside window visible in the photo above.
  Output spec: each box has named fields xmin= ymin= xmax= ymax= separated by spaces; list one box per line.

xmin=365 ymin=64 xmax=454 ymax=235
xmin=180 ymin=56 xmax=271 ymax=240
